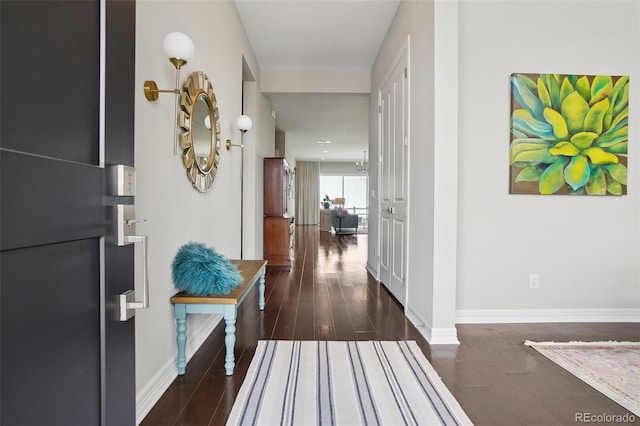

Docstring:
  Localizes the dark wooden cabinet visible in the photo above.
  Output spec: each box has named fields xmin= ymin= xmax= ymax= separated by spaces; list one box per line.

xmin=264 ymin=217 xmax=294 ymax=270
xmin=264 ymin=157 xmax=291 ymax=217
xmin=264 ymin=158 xmax=293 ymax=271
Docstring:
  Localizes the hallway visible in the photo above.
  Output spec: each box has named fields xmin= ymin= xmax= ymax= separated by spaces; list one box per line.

xmin=143 ymin=226 xmax=426 ymax=425
xmin=143 ymin=226 xmax=639 ymax=425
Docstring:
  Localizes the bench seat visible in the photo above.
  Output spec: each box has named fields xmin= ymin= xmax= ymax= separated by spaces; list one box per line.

xmin=170 ymin=259 xmax=267 ymax=375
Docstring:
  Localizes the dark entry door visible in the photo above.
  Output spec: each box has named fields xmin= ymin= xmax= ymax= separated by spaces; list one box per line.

xmin=1 ymin=1 xmax=136 ymax=425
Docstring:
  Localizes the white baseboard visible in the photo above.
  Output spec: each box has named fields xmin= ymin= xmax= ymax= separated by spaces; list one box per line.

xmin=136 ymin=315 xmax=223 ymax=425
xmin=428 ymin=327 xmax=460 ymax=345
xmin=406 ymin=306 xmax=460 ymax=345
xmin=456 ymin=308 xmax=640 ymax=324
xmin=366 ymin=262 xmax=378 ymax=280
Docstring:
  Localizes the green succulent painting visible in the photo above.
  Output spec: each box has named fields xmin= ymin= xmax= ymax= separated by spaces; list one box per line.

xmin=510 ymin=73 xmax=628 ymax=195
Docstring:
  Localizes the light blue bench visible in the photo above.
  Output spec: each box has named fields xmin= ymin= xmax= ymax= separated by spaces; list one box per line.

xmin=170 ymin=259 xmax=267 ymax=375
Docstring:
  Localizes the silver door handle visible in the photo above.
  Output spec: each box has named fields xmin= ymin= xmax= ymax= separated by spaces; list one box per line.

xmin=122 ymin=234 xmax=149 ymax=311
xmin=115 ymin=204 xmax=150 ymax=321
xmin=387 ymin=206 xmax=394 ymax=214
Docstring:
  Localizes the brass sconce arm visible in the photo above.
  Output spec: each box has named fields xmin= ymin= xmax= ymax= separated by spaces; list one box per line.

xmin=143 ymin=80 xmax=180 ymax=102
xmin=226 ymin=138 xmax=243 ymax=150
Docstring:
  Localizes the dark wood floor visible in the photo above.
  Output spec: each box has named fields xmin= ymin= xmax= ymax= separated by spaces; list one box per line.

xmin=143 ymin=226 xmax=640 ymax=425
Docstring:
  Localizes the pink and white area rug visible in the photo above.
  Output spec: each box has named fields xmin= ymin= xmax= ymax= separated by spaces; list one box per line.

xmin=525 ymin=341 xmax=640 ymax=416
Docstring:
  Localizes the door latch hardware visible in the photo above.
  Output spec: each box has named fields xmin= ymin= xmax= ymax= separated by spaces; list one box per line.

xmin=114 ymin=204 xmax=149 ymax=321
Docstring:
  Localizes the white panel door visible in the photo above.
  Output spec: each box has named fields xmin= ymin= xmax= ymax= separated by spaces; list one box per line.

xmin=380 ymin=82 xmax=392 ymax=288
xmin=379 ymin=45 xmax=408 ymax=305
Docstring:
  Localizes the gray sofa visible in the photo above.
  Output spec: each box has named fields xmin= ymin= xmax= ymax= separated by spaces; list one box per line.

xmin=331 ymin=209 xmax=358 ymax=234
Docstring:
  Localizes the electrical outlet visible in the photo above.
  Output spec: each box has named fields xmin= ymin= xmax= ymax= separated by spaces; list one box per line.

xmin=529 ymin=273 xmax=539 ymax=289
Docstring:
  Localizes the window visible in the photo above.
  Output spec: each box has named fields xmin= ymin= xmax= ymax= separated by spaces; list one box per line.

xmin=343 ymin=176 xmax=367 ymax=210
xmin=320 ymin=174 xmax=368 ymax=223
xmin=320 ymin=176 xmax=342 ymax=205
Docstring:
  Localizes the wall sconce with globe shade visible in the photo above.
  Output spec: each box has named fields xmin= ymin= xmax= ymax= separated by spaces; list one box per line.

xmin=226 ymin=115 xmax=253 ymax=259
xmin=143 ymin=32 xmax=195 ymax=154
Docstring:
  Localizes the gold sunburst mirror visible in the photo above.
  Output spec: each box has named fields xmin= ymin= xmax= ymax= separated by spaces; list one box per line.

xmin=179 ymin=71 xmax=220 ymax=192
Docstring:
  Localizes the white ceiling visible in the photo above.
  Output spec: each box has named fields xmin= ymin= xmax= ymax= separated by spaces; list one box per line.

xmin=234 ymin=0 xmax=400 ymax=162
xmin=270 ymin=93 xmax=370 ymax=162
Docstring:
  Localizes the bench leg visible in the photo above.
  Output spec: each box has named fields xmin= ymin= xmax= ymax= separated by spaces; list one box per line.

xmin=224 ymin=307 xmax=237 ymax=375
xmin=175 ymin=304 xmax=187 ymax=375
xmin=258 ymin=270 xmax=265 ymax=310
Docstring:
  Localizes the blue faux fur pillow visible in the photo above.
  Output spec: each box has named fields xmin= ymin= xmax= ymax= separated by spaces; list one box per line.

xmin=171 ymin=242 xmax=243 ymax=295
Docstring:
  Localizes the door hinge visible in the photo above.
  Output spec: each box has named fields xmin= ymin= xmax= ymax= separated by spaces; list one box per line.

xmin=378 ymin=105 xmax=382 ymax=113
xmin=404 ymin=67 xmax=408 ymax=78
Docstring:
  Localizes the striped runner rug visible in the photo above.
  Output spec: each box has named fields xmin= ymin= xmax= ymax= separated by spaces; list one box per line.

xmin=227 ymin=340 xmax=473 ymax=426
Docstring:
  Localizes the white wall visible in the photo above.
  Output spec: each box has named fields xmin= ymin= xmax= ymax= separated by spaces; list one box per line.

xmin=371 ymin=0 xmax=640 ymax=343
xmin=370 ymin=0 xmax=440 ymax=338
xmin=275 ymin=129 xmax=285 ymax=157
xmin=431 ymin=0 xmax=459 ymax=339
xmin=456 ymin=0 xmax=640 ymax=320
xmin=243 ymin=81 xmax=277 ymax=259
xmin=134 ymin=1 xmax=272 ymax=422
xmin=320 ymin=161 xmax=364 ymax=175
